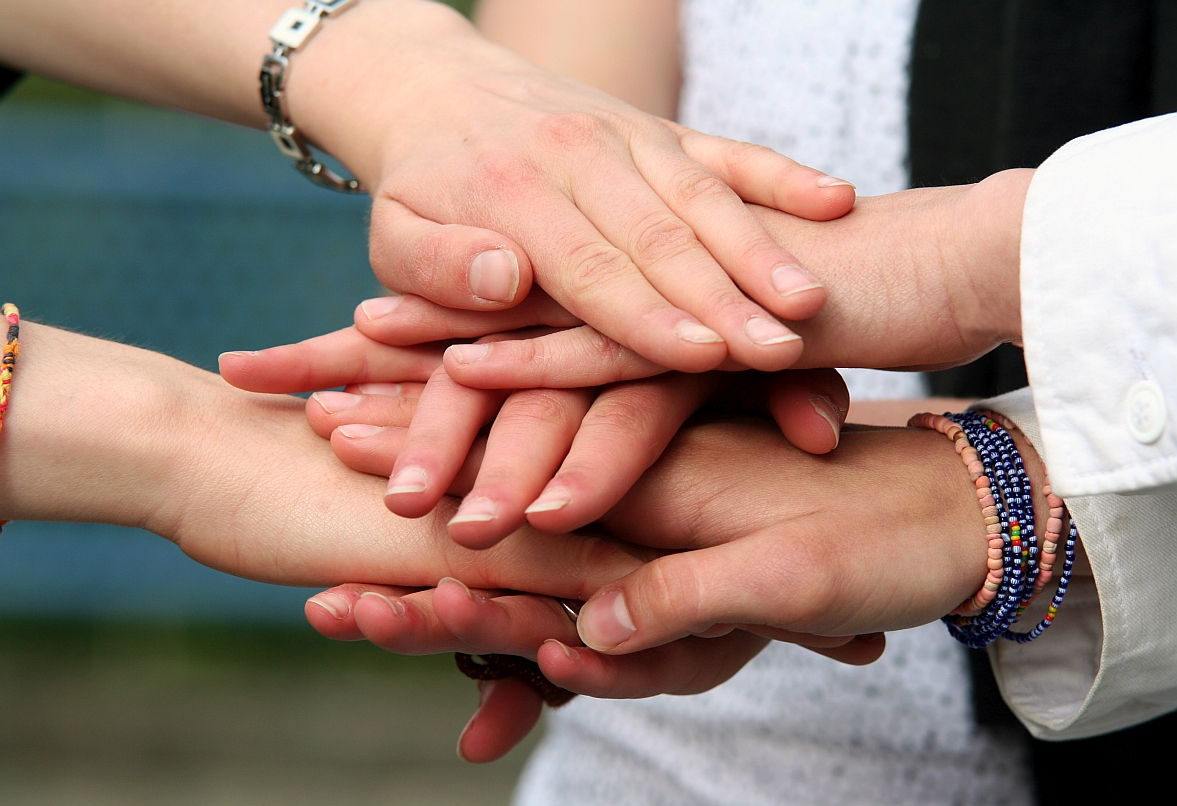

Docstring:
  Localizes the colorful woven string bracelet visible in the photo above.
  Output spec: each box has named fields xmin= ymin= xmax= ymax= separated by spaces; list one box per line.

xmin=909 ymin=410 xmax=1077 ymax=648
xmin=0 ymin=303 xmax=20 ymax=536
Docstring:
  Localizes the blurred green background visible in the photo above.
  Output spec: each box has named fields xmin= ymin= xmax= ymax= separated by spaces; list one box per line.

xmin=0 ymin=1 xmax=539 ymax=803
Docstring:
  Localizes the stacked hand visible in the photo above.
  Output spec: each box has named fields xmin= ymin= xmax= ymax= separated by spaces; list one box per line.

xmin=219 ymin=168 xmax=1037 ymax=761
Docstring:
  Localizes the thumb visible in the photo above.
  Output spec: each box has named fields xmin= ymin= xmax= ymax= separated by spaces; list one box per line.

xmin=766 ymin=368 xmax=850 ymax=454
xmin=575 ymin=535 xmax=838 ymax=654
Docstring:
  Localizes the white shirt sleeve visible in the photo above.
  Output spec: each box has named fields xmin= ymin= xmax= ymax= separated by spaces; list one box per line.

xmin=1021 ymin=113 xmax=1177 ymax=498
xmin=978 ymin=388 xmax=1177 ymax=740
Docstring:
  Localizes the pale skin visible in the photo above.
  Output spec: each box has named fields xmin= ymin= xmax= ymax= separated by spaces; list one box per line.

xmin=260 ymin=0 xmax=1029 ymax=549
xmin=224 ymin=170 xmax=1031 ymax=550
xmin=0 ymin=0 xmax=857 ymax=373
xmin=0 ymin=322 xmax=930 ymax=761
xmin=0 ymin=323 xmax=652 ymax=596
xmin=4 ymin=0 xmax=1057 ymax=765
xmin=228 ymin=59 xmax=1042 ymax=763
xmin=291 ymin=378 xmax=1080 ymax=761
xmin=222 ymin=167 xmax=1039 ymax=757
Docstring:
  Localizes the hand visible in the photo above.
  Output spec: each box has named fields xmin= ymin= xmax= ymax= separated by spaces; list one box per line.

xmin=329 ymin=414 xmax=1008 ymax=695
xmin=302 ymin=405 xmax=1002 ymax=658
xmin=0 ymin=323 xmax=646 ymax=599
xmin=287 ymin=1 xmax=855 ymax=373
xmin=345 ymin=170 xmax=1033 ymax=390
xmin=221 ymin=328 xmax=851 ymax=547
xmin=3 ymin=0 xmax=852 ymax=375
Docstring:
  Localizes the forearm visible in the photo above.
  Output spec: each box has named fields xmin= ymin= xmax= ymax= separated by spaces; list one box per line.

xmin=0 ymin=0 xmax=484 ymax=179
xmin=0 ymin=323 xmax=639 ymax=595
xmin=0 ymin=321 xmax=199 ymax=530
xmin=0 ymin=0 xmax=290 ymax=127
xmin=475 ymin=0 xmax=680 ymax=118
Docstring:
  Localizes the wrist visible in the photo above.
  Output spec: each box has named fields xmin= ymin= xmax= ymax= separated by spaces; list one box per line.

xmin=0 ymin=323 xmax=204 ymax=533
xmin=282 ymin=0 xmax=491 ymax=185
xmin=951 ymin=169 xmax=1033 ymax=347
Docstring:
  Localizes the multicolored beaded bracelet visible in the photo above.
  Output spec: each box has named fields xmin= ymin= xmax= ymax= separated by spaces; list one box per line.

xmin=909 ymin=410 xmax=1077 ymax=648
xmin=0 ymin=303 xmax=20 ymax=536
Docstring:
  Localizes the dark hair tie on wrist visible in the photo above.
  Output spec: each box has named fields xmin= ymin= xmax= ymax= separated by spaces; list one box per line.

xmin=454 ymin=653 xmax=576 ymax=707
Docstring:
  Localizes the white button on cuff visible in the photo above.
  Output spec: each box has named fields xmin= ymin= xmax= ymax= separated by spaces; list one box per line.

xmin=1125 ymin=380 xmax=1167 ymax=444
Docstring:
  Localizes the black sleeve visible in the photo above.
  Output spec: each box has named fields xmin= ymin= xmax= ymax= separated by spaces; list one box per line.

xmin=0 ymin=66 xmax=24 ymax=99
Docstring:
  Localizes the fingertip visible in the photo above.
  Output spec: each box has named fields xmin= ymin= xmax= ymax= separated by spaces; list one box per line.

xmin=217 ymin=350 xmax=262 ymax=388
xmin=815 ymin=174 xmax=856 ymax=190
xmin=385 ymin=464 xmax=437 ymax=518
xmin=305 ymin=589 xmax=364 ymax=641
xmin=456 ymin=677 xmax=543 ymax=764
xmin=536 ymin=639 xmax=585 ymax=684
xmin=769 ymin=264 xmax=828 ymax=321
xmin=833 ymin=633 xmax=888 ymax=665
xmin=805 ymin=177 xmax=857 ymax=221
xmin=524 ymin=484 xmax=577 ymax=532
xmin=469 ymin=248 xmax=526 ymax=305
xmin=769 ymin=369 xmax=850 ymax=454
xmin=356 ymin=295 xmax=405 ymax=323
xmin=217 ymin=349 xmax=259 ymax=366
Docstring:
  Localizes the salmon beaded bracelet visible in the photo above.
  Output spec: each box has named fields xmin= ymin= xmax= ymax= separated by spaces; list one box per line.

xmin=0 ymin=303 xmax=20 ymax=536
xmin=909 ymin=410 xmax=1077 ymax=648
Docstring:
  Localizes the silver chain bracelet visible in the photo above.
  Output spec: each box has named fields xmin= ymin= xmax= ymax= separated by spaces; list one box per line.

xmin=259 ymin=0 xmax=365 ymax=193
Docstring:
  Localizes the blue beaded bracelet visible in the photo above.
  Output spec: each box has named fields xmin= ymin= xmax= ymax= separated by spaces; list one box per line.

xmin=910 ymin=411 xmax=1078 ymax=649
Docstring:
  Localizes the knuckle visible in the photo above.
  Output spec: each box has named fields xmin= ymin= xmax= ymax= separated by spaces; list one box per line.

xmin=470 ymin=150 xmax=542 ymax=197
xmin=640 ymin=560 xmax=706 ymax=632
xmin=501 ymin=389 xmax=572 ymax=427
xmin=565 ymin=242 xmax=635 ymax=298
xmin=536 ymin=112 xmax=608 ymax=153
xmin=587 ymin=395 xmax=654 ymax=433
xmin=629 ymin=210 xmax=700 ymax=261
xmin=665 ymin=166 xmax=732 ymax=209
xmin=699 ymin=284 xmax=758 ymax=323
xmin=723 ymin=140 xmax=777 ymax=172
xmin=401 ymin=230 xmax=455 ymax=296
xmin=575 ymin=328 xmax=627 ymax=366
xmin=567 ymin=536 xmax=632 ymax=598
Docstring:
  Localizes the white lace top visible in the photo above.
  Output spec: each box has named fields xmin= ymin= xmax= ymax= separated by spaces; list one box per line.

xmin=515 ymin=3 xmax=1033 ymax=804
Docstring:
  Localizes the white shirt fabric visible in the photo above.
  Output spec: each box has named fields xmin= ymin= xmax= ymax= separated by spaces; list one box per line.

xmin=980 ymin=115 xmax=1177 ymax=739
xmin=515 ymin=3 xmax=1033 ymax=804
xmin=1020 ymin=115 xmax=1177 ymax=497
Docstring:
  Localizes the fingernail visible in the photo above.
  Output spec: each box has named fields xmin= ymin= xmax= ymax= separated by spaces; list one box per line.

xmin=545 ymin=638 xmax=580 ymax=661
xmin=468 ymin=248 xmax=520 ymax=303
xmin=457 ymin=679 xmax=499 ymax=762
xmin=524 ymin=487 xmax=571 ymax=514
xmin=386 ymin=465 xmax=429 ymax=495
xmin=809 ymin=394 xmax=842 ymax=449
xmin=577 ymin=590 xmax=636 ymax=651
xmin=447 ymin=343 xmax=491 ymax=364
xmin=744 ymin=316 xmax=800 ymax=346
xmin=359 ymin=590 xmax=407 ymax=618
xmin=360 ymin=295 xmax=404 ymax=320
xmin=336 ymin=423 xmax=384 ymax=439
xmin=770 ymin=264 xmax=824 ymax=297
xmin=676 ymin=321 xmax=724 ymax=344
xmin=356 ymin=382 xmax=403 ymax=396
xmin=439 ymin=576 xmax=485 ymax=605
xmin=219 ymin=350 xmax=259 ymax=359
xmin=860 ymin=632 xmax=885 ymax=643
xmin=307 ymin=592 xmax=351 ymax=619
xmin=816 ymin=174 xmax=855 ymax=188
xmin=312 ymin=390 xmax=361 ymax=414
xmin=448 ymin=497 xmax=497 ymax=525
